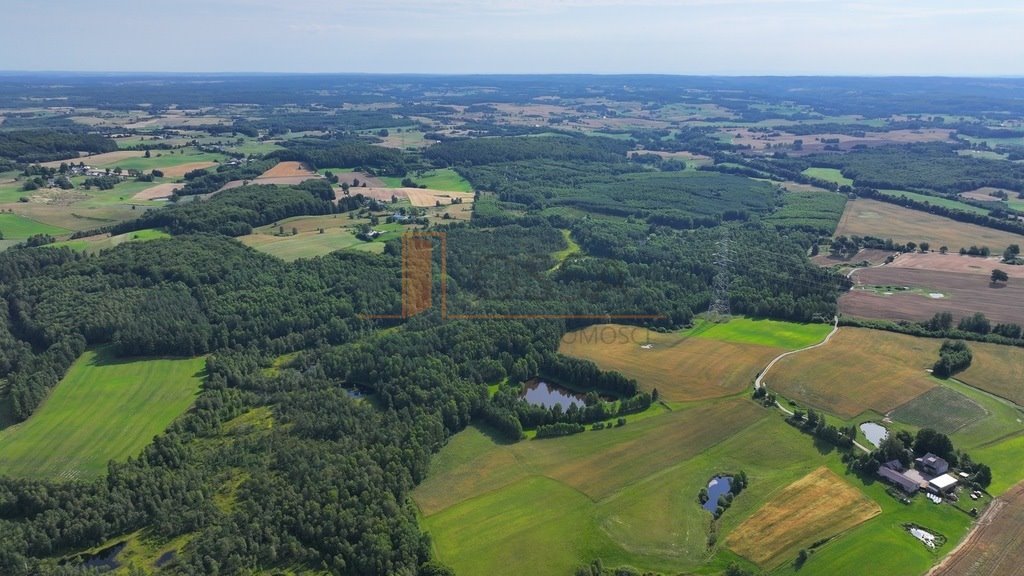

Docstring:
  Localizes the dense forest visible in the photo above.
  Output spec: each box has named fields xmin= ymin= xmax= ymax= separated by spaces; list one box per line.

xmin=0 ymin=130 xmax=117 ymax=163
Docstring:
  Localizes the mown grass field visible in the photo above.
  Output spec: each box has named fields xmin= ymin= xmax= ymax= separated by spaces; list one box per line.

xmin=959 ymin=343 xmax=1024 ymax=406
xmin=379 ymin=168 xmax=472 ymax=192
xmin=239 ymin=228 xmax=384 ymax=260
xmin=417 ymin=400 xmax=824 ymax=575
xmin=802 ymin=167 xmax=853 ymax=186
xmin=0 ymin=348 xmax=205 ymax=481
xmin=0 ymin=212 xmax=70 ymax=239
xmin=727 ymin=467 xmax=880 ymax=568
xmin=239 ymin=215 xmax=401 ymax=260
xmin=835 ymin=198 xmax=1024 ymax=252
xmin=768 ymin=328 xmax=939 ymax=419
xmin=693 ymin=317 xmax=833 ymax=349
xmin=559 ymin=319 xmax=830 ymax=401
xmin=890 ymin=385 xmax=988 ymax=434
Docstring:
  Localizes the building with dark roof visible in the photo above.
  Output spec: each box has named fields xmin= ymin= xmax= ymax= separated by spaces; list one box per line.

xmin=916 ymin=453 xmax=950 ymax=476
xmin=877 ymin=461 xmax=922 ymax=494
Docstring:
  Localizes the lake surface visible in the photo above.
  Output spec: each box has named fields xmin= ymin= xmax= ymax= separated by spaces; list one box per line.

xmin=521 ymin=380 xmax=585 ymax=410
xmin=860 ymin=422 xmax=888 ymax=448
xmin=703 ymin=476 xmax=733 ymax=512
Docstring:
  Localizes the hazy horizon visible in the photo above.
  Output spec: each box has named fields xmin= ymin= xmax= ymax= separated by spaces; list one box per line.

xmin=2 ymin=0 xmax=1023 ymax=76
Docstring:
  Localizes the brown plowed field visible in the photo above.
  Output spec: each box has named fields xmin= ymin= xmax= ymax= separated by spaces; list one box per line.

xmin=333 ymin=172 xmax=385 ymax=188
xmin=888 ymin=252 xmax=1024 ymax=278
xmin=928 ymin=481 xmax=1024 ymax=576
xmin=835 ymin=199 xmax=1024 ymax=252
xmin=842 ymin=267 xmax=1024 ymax=326
xmin=960 ymin=187 xmax=1014 ymax=202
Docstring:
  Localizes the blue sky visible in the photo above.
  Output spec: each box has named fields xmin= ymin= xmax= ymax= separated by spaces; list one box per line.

xmin=2 ymin=0 xmax=1022 ymax=75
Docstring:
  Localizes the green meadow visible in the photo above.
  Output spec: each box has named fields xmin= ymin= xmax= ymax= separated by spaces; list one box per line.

xmin=0 ymin=348 xmax=206 ymax=481
xmin=802 ymin=167 xmax=854 ymax=186
xmin=691 ymin=316 xmax=834 ymax=349
xmin=0 ymin=213 xmax=70 ymax=238
xmin=379 ymin=168 xmax=472 ymax=192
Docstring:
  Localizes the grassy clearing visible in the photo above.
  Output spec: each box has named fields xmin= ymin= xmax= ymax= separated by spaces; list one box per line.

xmin=0 ymin=348 xmax=205 ymax=481
xmin=768 ymin=328 xmax=939 ymax=419
xmin=0 ymin=212 xmax=70 ymax=239
xmin=379 ymin=168 xmax=472 ymax=192
xmin=890 ymin=385 xmax=988 ymax=434
xmin=802 ymin=167 xmax=853 ymax=186
xmin=727 ymin=467 xmax=880 ymax=568
xmin=49 ymin=228 xmax=170 ymax=253
xmin=835 ymin=198 xmax=1024 ymax=252
xmin=550 ymin=228 xmax=581 ymax=264
xmin=239 ymin=228 xmax=383 ymax=261
xmin=239 ymin=215 xmax=400 ymax=260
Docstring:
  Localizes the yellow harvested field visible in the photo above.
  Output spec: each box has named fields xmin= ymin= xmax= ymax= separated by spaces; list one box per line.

xmin=768 ymin=328 xmax=939 ymax=418
xmin=405 ymin=188 xmax=475 ymax=207
xmin=835 ymin=198 xmax=1024 ymax=252
xmin=159 ymin=161 xmax=219 ymax=178
xmin=259 ymin=161 xmax=317 ymax=179
xmin=41 ymin=150 xmax=144 ymax=168
xmin=727 ymin=467 xmax=881 ymax=568
xmin=559 ymin=325 xmax=783 ymax=401
xmin=132 ymin=183 xmax=181 ymax=201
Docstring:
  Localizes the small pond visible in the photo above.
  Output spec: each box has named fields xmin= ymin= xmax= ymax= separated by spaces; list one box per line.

xmin=703 ymin=476 xmax=733 ymax=512
xmin=521 ymin=379 xmax=585 ymax=410
xmin=860 ymin=422 xmax=888 ymax=448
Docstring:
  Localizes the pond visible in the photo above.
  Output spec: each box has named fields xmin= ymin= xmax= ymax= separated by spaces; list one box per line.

xmin=860 ymin=422 xmax=888 ymax=448
xmin=703 ymin=476 xmax=733 ymax=512
xmin=521 ymin=379 xmax=585 ymax=410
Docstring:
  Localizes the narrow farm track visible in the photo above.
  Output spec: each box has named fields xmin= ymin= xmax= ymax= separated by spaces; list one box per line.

xmin=753 ymin=315 xmax=871 ymax=453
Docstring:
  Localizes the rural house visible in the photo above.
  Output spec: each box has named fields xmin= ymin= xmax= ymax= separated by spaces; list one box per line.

xmin=916 ymin=453 xmax=950 ymax=476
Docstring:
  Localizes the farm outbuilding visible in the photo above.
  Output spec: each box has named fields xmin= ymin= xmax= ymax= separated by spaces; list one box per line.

xmin=877 ymin=461 xmax=924 ymax=494
xmin=928 ymin=474 xmax=958 ymax=494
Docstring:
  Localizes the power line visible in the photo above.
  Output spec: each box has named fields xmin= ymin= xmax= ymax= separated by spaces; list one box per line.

xmin=707 ymin=228 xmax=733 ymax=322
